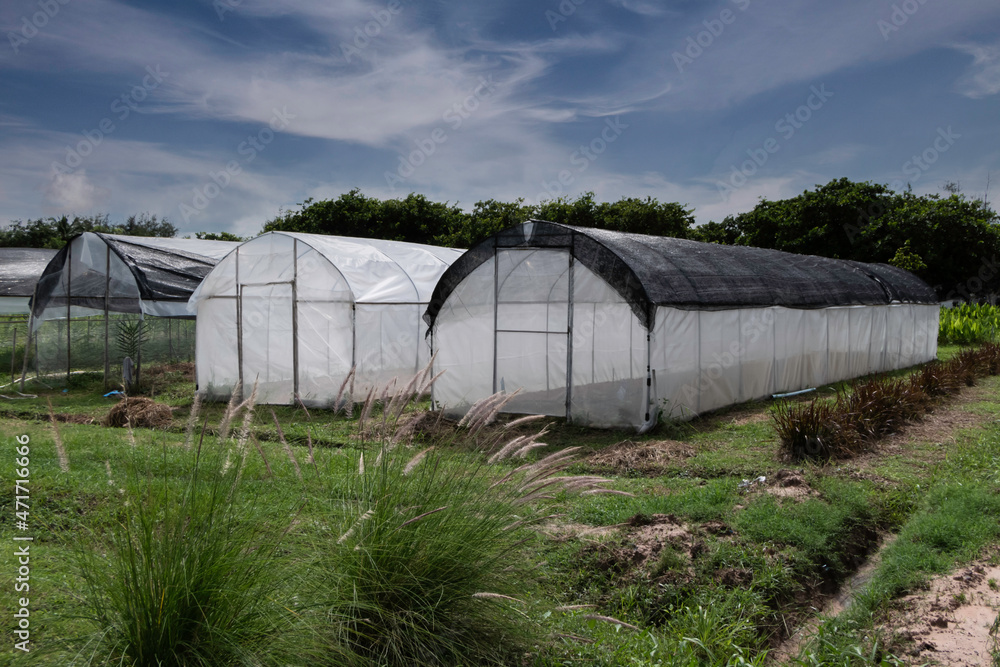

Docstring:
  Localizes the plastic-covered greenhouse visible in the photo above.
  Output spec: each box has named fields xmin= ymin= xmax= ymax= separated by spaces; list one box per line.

xmin=189 ymin=231 xmax=463 ymax=406
xmin=424 ymin=221 xmax=940 ymax=430
xmin=0 ymin=248 xmax=57 ymax=315
xmin=0 ymin=248 xmax=57 ymax=385
xmin=28 ymin=233 xmax=238 ymax=385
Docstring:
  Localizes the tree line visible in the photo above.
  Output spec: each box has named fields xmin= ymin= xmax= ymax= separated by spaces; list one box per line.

xmin=0 ymin=213 xmax=178 ymax=248
xmin=3 ymin=179 xmax=997 ymax=300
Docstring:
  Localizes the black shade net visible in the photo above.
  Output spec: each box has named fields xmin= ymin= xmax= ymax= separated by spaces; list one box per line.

xmin=425 ymin=220 xmax=938 ymax=331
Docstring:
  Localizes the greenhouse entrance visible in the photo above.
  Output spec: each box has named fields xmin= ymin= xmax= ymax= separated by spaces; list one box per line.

xmin=239 ymin=282 xmax=294 ymax=404
xmin=494 ymin=248 xmax=572 ymax=418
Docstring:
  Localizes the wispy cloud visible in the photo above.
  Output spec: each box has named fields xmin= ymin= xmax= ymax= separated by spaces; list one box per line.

xmin=953 ymin=41 xmax=1000 ymax=98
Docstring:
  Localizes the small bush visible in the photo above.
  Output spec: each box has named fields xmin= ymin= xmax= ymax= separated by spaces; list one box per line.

xmin=771 ymin=399 xmax=857 ymax=460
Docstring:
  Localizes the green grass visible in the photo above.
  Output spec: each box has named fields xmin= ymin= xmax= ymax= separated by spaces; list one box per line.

xmin=4 ymin=343 xmax=1000 ymax=666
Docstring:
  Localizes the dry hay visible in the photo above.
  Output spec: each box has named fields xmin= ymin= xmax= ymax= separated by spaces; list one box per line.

xmin=104 ymin=396 xmax=174 ymax=429
xmin=588 ymin=439 xmax=695 ymax=476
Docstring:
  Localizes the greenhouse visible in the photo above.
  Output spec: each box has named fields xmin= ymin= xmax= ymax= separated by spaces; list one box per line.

xmin=189 ymin=231 xmax=463 ymax=406
xmin=424 ymin=220 xmax=939 ymax=430
xmin=0 ymin=248 xmax=57 ymax=315
xmin=28 ymin=233 xmax=239 ymax=385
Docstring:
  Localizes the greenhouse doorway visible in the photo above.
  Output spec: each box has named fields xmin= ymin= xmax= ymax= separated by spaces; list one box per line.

xmin=239 ymin=282 xmax=295 ymax=404
xmin=493 ymin=248 xmax=572 ymax=418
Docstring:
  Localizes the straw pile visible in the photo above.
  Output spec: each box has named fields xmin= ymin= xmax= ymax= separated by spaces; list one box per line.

xmin=104 ymin=396 xmax=174 ymax=429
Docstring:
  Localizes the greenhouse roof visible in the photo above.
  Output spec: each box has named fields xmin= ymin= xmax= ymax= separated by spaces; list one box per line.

xmin=32 ymin=233 xmax=239 ymax=319
xmin=190 ymin=231 xmax=465 ymax=306
xmin=425 ymin=220 xmax=938 ymax=330
xmin=0 ymin=248 xmax=57 ymax=297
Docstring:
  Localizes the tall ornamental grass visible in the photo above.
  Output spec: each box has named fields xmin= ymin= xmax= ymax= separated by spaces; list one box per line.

xmin=73 ymin=385 xmax=296 ymax=666
xmin=312 ymin=371 xmax=615 ymax=666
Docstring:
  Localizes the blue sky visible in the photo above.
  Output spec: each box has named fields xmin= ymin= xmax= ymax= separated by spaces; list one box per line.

xmin=1 ymin=0 xmax=998 ymax=237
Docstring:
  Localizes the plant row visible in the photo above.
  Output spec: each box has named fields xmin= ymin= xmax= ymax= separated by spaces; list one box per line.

xmin=773 ymin=343 xmax=1000 ymax=460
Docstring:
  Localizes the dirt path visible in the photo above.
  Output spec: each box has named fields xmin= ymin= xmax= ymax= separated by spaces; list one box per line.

xmin=770 ymin=537 xmax=895 ymax=664
xmin=886 ymin=559 xmax=1000 ymax=665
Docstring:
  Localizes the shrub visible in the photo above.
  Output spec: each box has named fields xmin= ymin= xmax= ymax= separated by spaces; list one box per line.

xmin=939 ymin=303 xmax=1000 ymax=345
xmin=75 ymin=390 xmax=295 ymax=666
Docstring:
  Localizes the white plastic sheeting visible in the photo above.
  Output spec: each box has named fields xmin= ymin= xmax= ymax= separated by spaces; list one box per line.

xmin=430 ymin=245 xmax=940 ymax=430
xmin=0 ymin=248 xmax=56 ymax=315
xmin=189 ymin=232 xmax=463 ymax=406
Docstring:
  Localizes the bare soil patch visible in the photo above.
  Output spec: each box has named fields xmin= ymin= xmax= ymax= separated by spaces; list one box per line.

xmin=578 ymin=513 xmax=711 ymax=588
xmin=886 ymin=560 xmax=1000 ymax=665
xmin=765 ymin=469 xmax=819 ymax=502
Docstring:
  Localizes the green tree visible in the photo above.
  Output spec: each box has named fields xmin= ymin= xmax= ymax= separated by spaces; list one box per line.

xmin=263 ymin=190 xmax=698 ymax=249
xmin=703 ymin=178 xmax=1000 ymax=300
xmin=536 ymin=192 xmax=695 ymax=238
xmin=856 ymin=192 xmax=1000 ymax=299
xmin=437 ymin=198 xmax=538 ymax=248
xmin=195 ymin=231 xmax=247 ymax=242
xmin=0 ymin=213 xmax=175 ymax=249
xmin=722 ymin=178 xmax=897 ymax=258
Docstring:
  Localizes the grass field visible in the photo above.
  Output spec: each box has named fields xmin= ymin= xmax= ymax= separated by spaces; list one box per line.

xmin=2 ymin=345 xmax=1000 ymax=665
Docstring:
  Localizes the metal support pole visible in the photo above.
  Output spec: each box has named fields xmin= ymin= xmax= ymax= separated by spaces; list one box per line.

xmin=565 ymin=253 xmax=574 ymax=423
xmin=291 ymin=239 xmax=299 ymax=404
xmin=492 ymin=247 xmax=499 ymax=393
xmin=10 ymin=327 xmax=17 ymax=385
xmin=104 ymin=246 xmax=110 ymax=390
xmin=19 ymin=305 xmax=33 ymax=392
xmin=235 ymin=248 xmax=244 ymax=401
xmin=66 ymin=243 xmax=72 ymax=384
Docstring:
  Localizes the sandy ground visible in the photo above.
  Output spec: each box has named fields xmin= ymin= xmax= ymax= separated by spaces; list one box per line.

xmin=886 ymin=561 xmax=1000 ymax=665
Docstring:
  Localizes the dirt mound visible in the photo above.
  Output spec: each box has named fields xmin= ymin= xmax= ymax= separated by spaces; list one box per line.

xmin=583 ymin=514 xmax=699 ymax=581
xmin=104 ymin=396 xmax=174 ymax=429
xmin=589 ymin=440 xmax=695 ymax=476
xmin=767 ymin=469 xmax=819 ymax=501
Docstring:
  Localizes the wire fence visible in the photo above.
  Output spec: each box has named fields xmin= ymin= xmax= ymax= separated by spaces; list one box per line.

xmin=1 ymin=314 xmax=195 ymax=388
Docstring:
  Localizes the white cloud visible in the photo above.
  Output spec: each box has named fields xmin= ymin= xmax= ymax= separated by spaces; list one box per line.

xmin=44 ymin=171 xmax=111 ymax=212
xmin=954 ymin=41 xmax=1000 ymax=98
xmin=609 ymin=0 xmax=674 ymax=17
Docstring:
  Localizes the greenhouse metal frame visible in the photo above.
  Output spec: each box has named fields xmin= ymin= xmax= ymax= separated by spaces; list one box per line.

xmin=424 ymin=220 xmax=940 ymax=430
xmin=28 ymin=233 xmax=239 ymax=387
xmin=189 ymin=231 xmax=463 ymax=407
